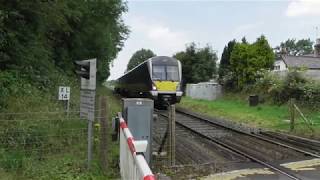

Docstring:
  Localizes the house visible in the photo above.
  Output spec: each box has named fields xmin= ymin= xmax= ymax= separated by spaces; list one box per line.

xmin=273 ymin=38 xmax=320 ymax=80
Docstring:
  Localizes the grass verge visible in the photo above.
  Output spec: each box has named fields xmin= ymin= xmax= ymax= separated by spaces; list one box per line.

xmin=178 ymin=96 xmax=320 ymax=139
xmin=0 ymin=85 xmax=122 ymax=179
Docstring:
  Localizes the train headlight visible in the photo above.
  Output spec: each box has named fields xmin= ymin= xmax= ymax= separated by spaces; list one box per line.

xmin=152 ymin=85 xmax=157 ymax=90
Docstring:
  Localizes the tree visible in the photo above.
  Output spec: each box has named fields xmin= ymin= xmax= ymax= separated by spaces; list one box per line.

xmin=0 ymin=0 xmax=129 ymax=83
xmin=241 ymin=37 xmax=248 ymax=44
xmin=230 ymin=35 xmax=274 ymax=89
xmin=127 ymin=49 xmax=156 ymax=71
xmin=174 ymin=43 xmax=217 ymax=86
xmin=276 ymin=38 xmax=313 ymax=56
xmin=218 ymin=39 xmax=236 ymax=82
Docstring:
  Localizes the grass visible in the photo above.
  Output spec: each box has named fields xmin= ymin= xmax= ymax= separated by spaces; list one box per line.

xmin=95 ymin=85 xmax=122 ymax=179
xmin=0 ymin=85 xmax=122 ymax=179
xmin=178 ymin=95 xmax=320 ymax=139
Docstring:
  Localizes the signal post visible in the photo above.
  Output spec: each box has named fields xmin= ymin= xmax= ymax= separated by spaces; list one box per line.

xmin=74 ymin=58 xmax=97 ymax=169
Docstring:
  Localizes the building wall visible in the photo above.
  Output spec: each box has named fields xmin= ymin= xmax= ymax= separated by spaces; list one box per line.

xmin=273 ymin=60 xmax=287 ymax=71
xmin=272 ymin=69 xmax=320 ymax=81
xmin=186 ymin=82 xmax=222 ymax=101
xmin=305 ymin=70 xmax=320 ymax=80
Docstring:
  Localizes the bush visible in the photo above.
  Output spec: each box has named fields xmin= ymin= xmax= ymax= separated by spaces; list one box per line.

xmin=300 ymin=81 xmax=320 ymax=108
xmin=220 ymin=71 xmax=238 ymax=91
xmin=281 ymin=69 xmax=307 ymax=100
xmin=254 ymin=69 xmax=320 ymax=107
xmin=0 ymin=71 xmax=34 ymax=110
xmin=254 ymin=70 xmax=281 ymax=101
xmin=0 ymin=149 xmax=24 ymax=170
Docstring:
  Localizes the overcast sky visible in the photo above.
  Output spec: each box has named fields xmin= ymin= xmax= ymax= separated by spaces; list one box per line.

xmin=108 ymin=0 xmax=320 ymax=80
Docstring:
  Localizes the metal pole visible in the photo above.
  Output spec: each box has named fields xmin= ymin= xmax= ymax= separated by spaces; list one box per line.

xmin=168 ymin=104 xmax=176 ymax=166
xmin=168 ymin=106 xmax=172 ymax=165
xmin=87 ymin=119 xmax=93 ymax=169
xmin=171 ymin=104 xmax=176 ymax=166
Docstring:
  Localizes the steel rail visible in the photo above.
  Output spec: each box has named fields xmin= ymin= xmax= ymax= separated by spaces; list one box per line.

xmin=156 ymin=110 xmax=304 ymax=180
xmin=177 ymin=109 xmax=320 ymax=158
xmin=175 ymin=120 xmax=302 ymax=180
xmin=260 ymin=131 xmax=320 ymax=151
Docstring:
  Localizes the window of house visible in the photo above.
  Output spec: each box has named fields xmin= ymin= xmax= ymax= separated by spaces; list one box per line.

xmin=274 ymin=65 xmax=280 ymax=70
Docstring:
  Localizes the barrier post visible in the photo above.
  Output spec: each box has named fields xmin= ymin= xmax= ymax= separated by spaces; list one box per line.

xmin=168 ymin=104 xmax=176 ymax=166
xmin=118 ymin=114 xmax=156 ymax=180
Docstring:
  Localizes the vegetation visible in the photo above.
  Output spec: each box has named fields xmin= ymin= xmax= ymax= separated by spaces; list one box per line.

xmin=174 ymin=43 xmax=218 ymax=86
xmin=127 ymin=49 xmax=156 ymax=71
xmin=275 ymin=38 xmax=314 ymax=56
xmin=229 ymin=35 xmax=274 ymax=90
xmin=184 ymin=35 xmax=320 ymax=138
xmin=179 ymin=96 xmax=320 ymax=139
xmin=0 ymin=1 xmax=127 ymax=178
xmin=218 ymin=39 xmax=236 ymax=85
xmin=0 ymin=0 xmax=129 ymax=96
xmin=254 ymin=69 xmax=320 ymax=108
xmin=0 ymin=86 xmax=122 ymax=179
xmin=95 ymin=86 xmax=122 ymax=179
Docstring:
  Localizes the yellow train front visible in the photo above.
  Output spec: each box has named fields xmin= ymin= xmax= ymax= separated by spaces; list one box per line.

xmin=115 ymin=56 xmax=183 ymax=106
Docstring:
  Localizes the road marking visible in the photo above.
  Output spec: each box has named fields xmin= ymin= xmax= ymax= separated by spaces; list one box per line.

xmin=281 ymin=158 xmax=320 ymax=171
xmin=201 ymin=168 xmax=274 ymax=180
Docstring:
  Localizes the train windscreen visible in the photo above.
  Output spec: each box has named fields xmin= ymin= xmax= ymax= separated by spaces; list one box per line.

xmin=152 ymin=65 xmax=179 ymax=81
xmin=166 ymin=66 xmax=179 ymax=81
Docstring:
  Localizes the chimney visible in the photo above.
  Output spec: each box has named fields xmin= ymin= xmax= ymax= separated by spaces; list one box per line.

xmin=315 ymin=38 xmax=320 ymax=57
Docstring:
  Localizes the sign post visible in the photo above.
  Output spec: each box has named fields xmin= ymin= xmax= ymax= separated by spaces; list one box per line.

xmin=58 ymin=86 xmax=71 ymax=117
xmin=74 ymin=58 xmax=97 ymax=169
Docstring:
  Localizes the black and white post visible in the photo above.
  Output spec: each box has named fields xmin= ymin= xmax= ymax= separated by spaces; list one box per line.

xmin=58 ymin=86 xmax=71 ymax=117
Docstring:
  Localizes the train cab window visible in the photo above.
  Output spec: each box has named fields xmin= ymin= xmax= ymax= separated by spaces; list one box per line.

xmin=152 ymin=65 xmax=166 ymax=80
xmin=166 ymin=66 xmax=179 ymax=81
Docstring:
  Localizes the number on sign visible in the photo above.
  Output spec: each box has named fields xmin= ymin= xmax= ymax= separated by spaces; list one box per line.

xmin=58 ymin=86 xmax=71 ymax=100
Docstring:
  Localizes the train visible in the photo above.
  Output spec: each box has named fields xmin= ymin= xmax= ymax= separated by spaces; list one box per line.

xmin=115 ymin=56 xmax=183 ymax=106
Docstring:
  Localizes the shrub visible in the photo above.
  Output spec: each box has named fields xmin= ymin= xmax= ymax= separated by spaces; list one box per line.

xmin=300 ymin=81 xmax=320 ymax=108
xmin=253 ymin=68 xmax=320 ymax=107
xmin=0 ymin=71 xmax=34 ymax=110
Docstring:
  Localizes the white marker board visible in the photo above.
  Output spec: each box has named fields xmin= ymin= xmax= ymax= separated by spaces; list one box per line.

xmin=58 ymin=86 xmax=70 ymax=100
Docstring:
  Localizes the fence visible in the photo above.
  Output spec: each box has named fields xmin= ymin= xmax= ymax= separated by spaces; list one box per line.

xmin=118 ymin=115 xmax=156 ymax=180
xmin=0 ymin=109 xmax=104 ymax=178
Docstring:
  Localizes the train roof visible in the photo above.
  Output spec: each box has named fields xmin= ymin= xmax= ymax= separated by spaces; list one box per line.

xmin=150 ymin=56 xmax=179 ymax=65
xmin=118 ymin=56 xmax=179 ymax=80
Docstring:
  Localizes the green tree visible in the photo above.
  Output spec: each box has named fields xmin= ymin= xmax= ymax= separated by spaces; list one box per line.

xmin=0 ymin=0 xmax=129 ymax=84
xmin=218 ymin=39 xmax=236 ymax=83
xmin=230 ymin=35 xmax=274 ymax=89
xmin=241 ymin=36 xmax=248 ymax=44
xmin=127 ymin=49 xmax=156 ymax=71
xmin=276 ymin=38 xmax=313 ymax=56
xmin=174 ymin=43 xmax=217 ymax=86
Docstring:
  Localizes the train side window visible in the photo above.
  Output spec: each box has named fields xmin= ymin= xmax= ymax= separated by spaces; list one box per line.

xmin=166 ymin=66 xmax=179 ymax=81
xmin=153 ymin=65 xmax=166 ymax=80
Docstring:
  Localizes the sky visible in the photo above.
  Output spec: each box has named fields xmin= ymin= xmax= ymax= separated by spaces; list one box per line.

xmin=108 ymin=0 xmax=320 ymax=80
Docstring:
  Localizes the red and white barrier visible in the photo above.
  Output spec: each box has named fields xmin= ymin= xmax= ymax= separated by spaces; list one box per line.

xmin=119 ymin=116 xmax=156 ymax=180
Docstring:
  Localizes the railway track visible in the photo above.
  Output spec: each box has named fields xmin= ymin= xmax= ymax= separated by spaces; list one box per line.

xmin=155 ymin=109 xmax=320 ymax=180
